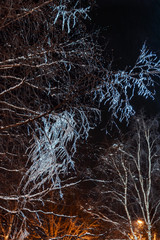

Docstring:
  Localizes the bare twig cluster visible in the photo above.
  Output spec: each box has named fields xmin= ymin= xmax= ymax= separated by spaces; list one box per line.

xmin=1 ymin=0 xmax=160 ymax=239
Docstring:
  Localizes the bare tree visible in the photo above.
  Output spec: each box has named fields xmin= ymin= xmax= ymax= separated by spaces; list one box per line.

xmin=86 ymin=116 xmax=160 ymax=239
xmin=1 ymin=0 xmax=160 ymax=238
xmin=0 ymin=190 xmax=106 ymax=240
xmin=25 ymin=202 xmax=101 ymax=239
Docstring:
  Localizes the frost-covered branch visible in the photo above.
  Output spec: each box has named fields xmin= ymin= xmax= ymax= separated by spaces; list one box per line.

xmin=50 ymin=0 xmax=90 ymax=33
xmin=23 ymin=108 xmax=100 ymax=194
xmin=1 ymin=0 xmax=160 ymax=238
xmin=93 ymin=44 xmax=159 ymax=123
xmin=0 ymin=0 xmax=90 ymax=33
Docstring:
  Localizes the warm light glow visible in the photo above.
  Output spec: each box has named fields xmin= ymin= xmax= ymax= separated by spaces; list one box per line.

xmin=137 ymin=219 xmax=144 ymax=226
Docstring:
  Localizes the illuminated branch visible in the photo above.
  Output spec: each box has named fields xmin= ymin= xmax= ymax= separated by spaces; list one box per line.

xmin=98 ymin=116 xmax=160 ymax=239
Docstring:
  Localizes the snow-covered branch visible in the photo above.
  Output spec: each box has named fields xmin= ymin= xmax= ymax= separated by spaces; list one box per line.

xmin=23 ymin=108 xmax=100 ymax=194
xmin=93 ymin=44 xmax=159 ymax=123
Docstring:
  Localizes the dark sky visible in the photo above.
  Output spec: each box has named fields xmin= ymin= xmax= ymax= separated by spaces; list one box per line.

xmin=97 ymin=0 xmax=155 ymax=7
xmin=95 ymin=0 xmax=160 ymax=65
xmin=92 ymin=0 xmax=160 ymax=115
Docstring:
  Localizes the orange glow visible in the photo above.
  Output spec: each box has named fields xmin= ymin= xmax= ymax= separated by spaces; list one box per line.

xmin=137 ymin=219 xmax=144 ymax=226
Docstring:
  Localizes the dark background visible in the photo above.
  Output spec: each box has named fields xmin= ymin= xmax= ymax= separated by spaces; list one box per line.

xmin=92 ymin=0 xmax=160 ymax=115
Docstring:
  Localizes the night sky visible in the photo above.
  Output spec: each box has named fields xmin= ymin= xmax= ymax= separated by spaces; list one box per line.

xmin=92 ymin=0 xmax=160 ymax=116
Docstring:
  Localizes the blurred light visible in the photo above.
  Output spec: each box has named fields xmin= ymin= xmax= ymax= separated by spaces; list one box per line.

xmin=137 ymin=219 xmax=144 ymax=226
